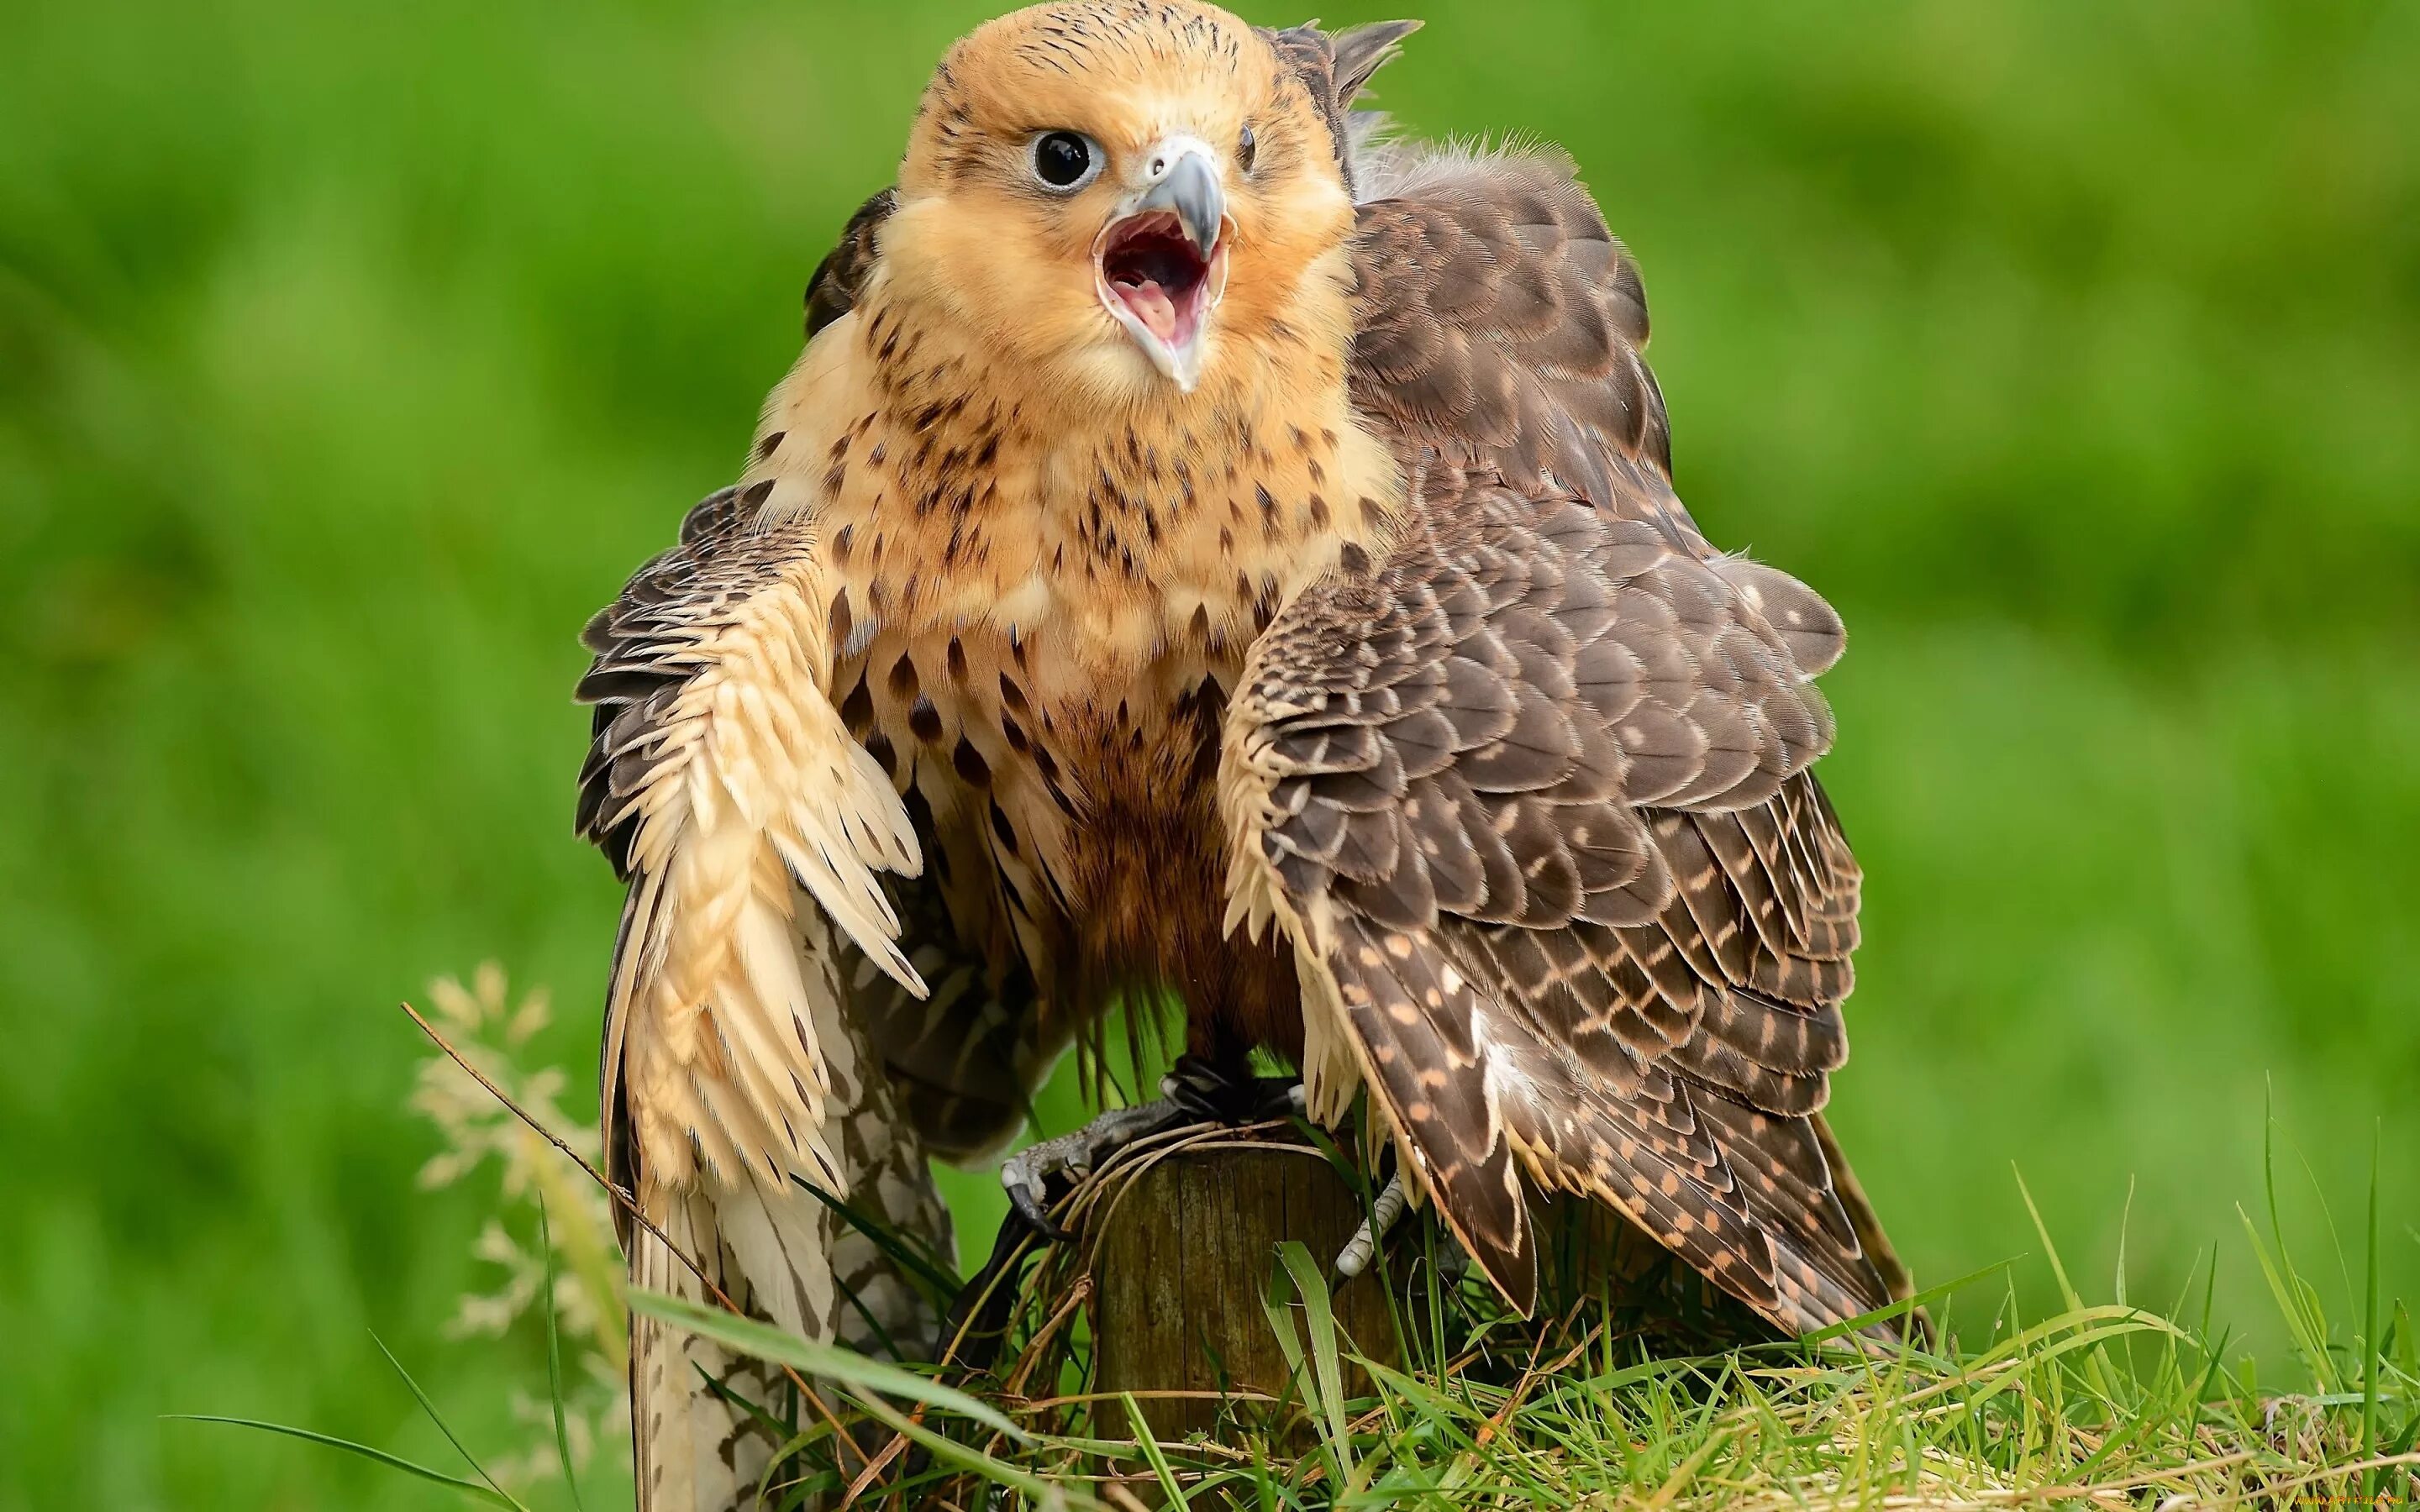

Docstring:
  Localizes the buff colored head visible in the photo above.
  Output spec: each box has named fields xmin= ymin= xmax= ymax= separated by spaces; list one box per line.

xmin=881 ymin=0 xmax=1360 ymax=400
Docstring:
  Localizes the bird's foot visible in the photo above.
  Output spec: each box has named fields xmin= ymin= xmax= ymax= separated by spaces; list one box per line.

xmin=1163 ymin=1053 xmax=1307 ymax=1125
xmin=944 ymin=1098 xmax=1186 ymax=1370
xmin=1334 ymin=1170 xmax=1409 ymax=1278
xmin=996 ymin=1058 xmax=1302 ymax=1240
xmin=945 ymin=1060 xmax=1308 ymax=1371
xmin=997 ymin=1097 xmax=1186 ymax=1240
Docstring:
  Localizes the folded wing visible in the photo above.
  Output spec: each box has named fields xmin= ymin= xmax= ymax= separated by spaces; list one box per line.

xmin=1224 ymin=123 xmax=1906 ymax=1336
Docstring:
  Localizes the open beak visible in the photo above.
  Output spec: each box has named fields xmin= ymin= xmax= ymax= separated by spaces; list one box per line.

xmin=1094 ymin=139 xmax=1230 ymax=391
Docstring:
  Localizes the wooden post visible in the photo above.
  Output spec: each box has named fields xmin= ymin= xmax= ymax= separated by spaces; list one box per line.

xmin=1088 ymin=1141 xmax=1397 ymax=1441
xmin=1078 ymin=1131 xmax=1775 ymax=1452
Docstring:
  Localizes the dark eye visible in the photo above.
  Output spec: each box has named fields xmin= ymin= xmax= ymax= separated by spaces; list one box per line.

xmin=1029 ymin=130 xmax=1097 ymax=190
xmin=1238 ymin=124 xmax=1257 ymax=173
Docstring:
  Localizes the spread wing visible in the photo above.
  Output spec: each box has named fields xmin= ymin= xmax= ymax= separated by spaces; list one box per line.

xmin=582 ymin=485 xmax=985 ymax=1507
xmin=576 ymin=485 xmax=925 ymax=1206
xmin=1223 ymin=123 xmax=1905 ymax=1333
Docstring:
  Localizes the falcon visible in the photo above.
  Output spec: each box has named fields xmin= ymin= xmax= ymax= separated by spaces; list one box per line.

xmin=575 ymin=3 xmax=1909 ymax=1504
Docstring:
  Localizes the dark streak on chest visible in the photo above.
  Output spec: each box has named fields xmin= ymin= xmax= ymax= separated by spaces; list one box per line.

xmin=1035 ymin=667 xmax=1302 ymax=1073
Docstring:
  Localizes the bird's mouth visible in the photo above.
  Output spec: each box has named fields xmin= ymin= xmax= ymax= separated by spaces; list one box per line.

xmin=1094 ymin=209 xmax=1228 ymax=391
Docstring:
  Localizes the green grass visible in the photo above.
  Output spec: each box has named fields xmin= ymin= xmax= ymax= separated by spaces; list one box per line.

xmin=907 ymin=1122 xmax=2412 ymax=1509
xmin=213 ymin=1115 xmax=2417 ymax=1510
xmin=3 ymin=0 xmax=2417 ymax=1505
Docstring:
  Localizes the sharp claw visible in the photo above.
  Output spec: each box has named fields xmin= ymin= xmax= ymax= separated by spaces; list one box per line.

xmin=1165 ymin=1061 xmax=1223 ymax=1123
xmin=996 ymin=1096 xmax=1189 ymax=1244
xmin=1007 ymin=1179 xmax=1073 ymax=1243
xmin=1164 ymin=1056 xmax=1306 ymax=1123
xmin=999 ymin=1155 xmax=1076 ymax=1242
xmin=1255 ymin=1078 xmax=1302 ymax=1120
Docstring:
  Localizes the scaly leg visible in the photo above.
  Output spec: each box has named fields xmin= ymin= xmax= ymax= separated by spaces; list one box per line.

xmin=997 ymin=1055 xmax=1303 ymax=1234
xmin=998 ymin=1098 xmax=1186 ymax=1238
xmin=1334 ymin=1169 xmax=1408 ymax=1278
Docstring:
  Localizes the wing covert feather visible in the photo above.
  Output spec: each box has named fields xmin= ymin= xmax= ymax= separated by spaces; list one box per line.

xmin=1224 ymin=470 xmax=1897 ymax=1335
xmin=1349 ymin=151 xmax=1676 ymax=516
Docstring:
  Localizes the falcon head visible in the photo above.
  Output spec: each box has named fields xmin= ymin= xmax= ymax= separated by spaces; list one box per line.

xmin=882 ymin=1 xmax=1380 ymax=398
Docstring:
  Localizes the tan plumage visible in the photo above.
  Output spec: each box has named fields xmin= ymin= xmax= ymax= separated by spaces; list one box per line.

xmin=579 ymin=4 xmax=1907 ymax=1502
xmin=576 ymin=491 xmax=956 ymax=1509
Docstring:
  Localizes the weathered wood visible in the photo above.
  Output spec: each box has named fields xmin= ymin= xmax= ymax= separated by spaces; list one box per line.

xmin=1090 ymin=1142 xmax=1397 ymax=1441
xmin=1081 ymin=1129 xmax=1782 ymax=1460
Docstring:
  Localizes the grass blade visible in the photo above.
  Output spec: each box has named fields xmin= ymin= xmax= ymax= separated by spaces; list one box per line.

xmin=2012 ymin=1164 xmax=2082 ymax=1312
xmin=1258 ymin=1249 xmax=1313 ymax=1409
xmin=165 ymin=1415 xmax=518 ymax=1507
xmin=2114 ymin=1174 xmax=2135 ymax=1310
xmin=842 ymin=1383 xmax=1081 ymax=1508
xmin=1274 ymin=1240 xmax=1356 ymax=1478
xmin=371 ymin=1333 xmax=529 ymax=1511
xmin=645 ymin=1294 xmax=1067 ymax=1505
xmin=1122 ymin=1393 xmax=1190 ymax=1506
xmin=2238 ymin=1205 xmax=2338 ymax=1394
xmin=2362 ymin=1121 xmax=2382 ymax=1504
xmin=1798 ymin=1258 xmax=2011 ymax=1349
xmin=625 ymin=1289 xmax=1023 ymax=1440
xmin=2014 ymin=1165 xmax=2121 ymax=1406
xmin=536 ymin=1200 xmax=586 ymax=1512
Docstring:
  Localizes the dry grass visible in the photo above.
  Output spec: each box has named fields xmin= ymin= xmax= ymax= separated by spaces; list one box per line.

xmin=196 ymin=977 xmax=2418 ymax=1511
xmin=666 ymin=1119 xmax=2420 ymax=1510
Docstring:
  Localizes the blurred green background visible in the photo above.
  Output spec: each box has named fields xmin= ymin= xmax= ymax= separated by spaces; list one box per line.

xmin=3 ymin=0 xmax=2416 ymax=1504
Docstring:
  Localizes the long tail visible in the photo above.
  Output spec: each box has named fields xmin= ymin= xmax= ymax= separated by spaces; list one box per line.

xmin=631 ymin=1163 xmax=955 ymax=1507
xmin=629 ymin=1182 xmax=795 ymax=1512
xmin=626 ymin=993 xmax=957 ymax=1511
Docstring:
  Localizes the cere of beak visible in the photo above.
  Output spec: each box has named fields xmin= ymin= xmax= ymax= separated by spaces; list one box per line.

xmin=1095 ymin=144 xmax=1230 ymax=391
xmin=1141 ymin=151 xmax=1223 ymax=259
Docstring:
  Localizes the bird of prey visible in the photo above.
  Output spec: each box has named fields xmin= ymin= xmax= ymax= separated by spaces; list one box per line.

xmin=575 ymin=3 xmax=1909 ymax=1504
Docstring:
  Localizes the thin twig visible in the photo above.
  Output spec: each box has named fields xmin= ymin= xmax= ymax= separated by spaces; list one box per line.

xmin=399 ymin=1000 xmax=865 ymax=1468
xmin=402 ymin=1002 xmax=699 ymax=1289
xmin=839 ymin=1425 xmax=911 ymax=1507
xmin=1015 ymin=1387 xmax=1284 ymax=1414
xmin=1002 ymin=1278 xmax=1093 ymax=1402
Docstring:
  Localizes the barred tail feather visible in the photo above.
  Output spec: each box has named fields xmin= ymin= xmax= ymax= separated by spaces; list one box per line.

xmin=630 ymin=1183 xmax=788 ymax=1512
xmin=625 ymin=1031 xmax=958 ymax=1509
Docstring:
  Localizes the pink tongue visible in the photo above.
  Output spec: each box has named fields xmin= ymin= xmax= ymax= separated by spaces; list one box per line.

xmin=1121 ymin=281 xmax=1179 ymax=344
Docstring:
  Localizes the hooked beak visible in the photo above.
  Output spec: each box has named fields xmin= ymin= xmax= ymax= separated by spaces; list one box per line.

xmin=1094 ymin=139 xmax=1230 ymax=391
xmin=1143 ymin=149 xmax=1223 ymax=260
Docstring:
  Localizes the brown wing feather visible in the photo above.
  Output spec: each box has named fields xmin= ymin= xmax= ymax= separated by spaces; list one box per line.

xmin=1274 ymin=101 xmax=1904 ymax=1333
xmin=1349 ymin=152 xmax=1676 ymax=509
xmin=804 ymin=188 xmax=897 ymax=339
xmin=1261 ymin=19 xmax=1422 ymax=196
xmin=1228 ymin=462 xmax=1900 ymax=1336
